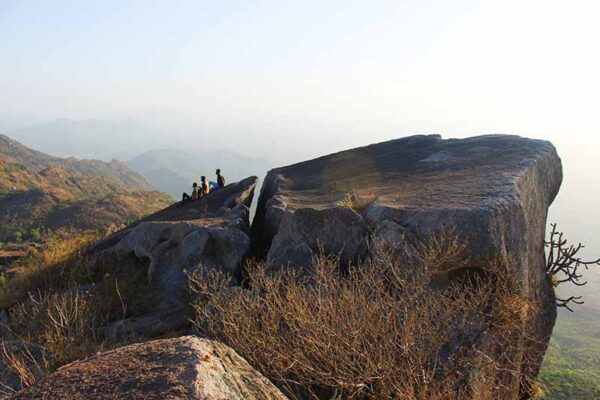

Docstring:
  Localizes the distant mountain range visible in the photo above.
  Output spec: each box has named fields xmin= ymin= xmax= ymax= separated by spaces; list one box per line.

xmin=6 ymin=118 xmax=173 ymax=160
xmin=0 ymin=134 xmax=173 ymax=243
xmin=127 ymin=148 xmax=271 ymax=198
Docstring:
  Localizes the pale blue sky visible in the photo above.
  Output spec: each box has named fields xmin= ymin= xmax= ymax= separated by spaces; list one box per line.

xmin=1 ymin=0 xmax=599 ymax=254
xmin=1 ymin=0 xmax=473 ymax=123
xmin=2 ymin=0 xmax=598 ymax=135
xmin=1 ymin=0 xmax=598 ymax=141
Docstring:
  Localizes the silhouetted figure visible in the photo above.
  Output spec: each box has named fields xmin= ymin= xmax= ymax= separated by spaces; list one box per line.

xmin=181 ymin=182 xmax=199 ymax=205
xmin=209 ymin=169 xmax=225 ymax=191
xmin=200 ymin=176 xmax=210 ymax=196
xmin=216 ymin=169 xmax=225 ymax=188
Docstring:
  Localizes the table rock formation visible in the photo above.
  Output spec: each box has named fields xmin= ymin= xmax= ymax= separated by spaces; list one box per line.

xmin=252 ymin=134 xmax=562 ymax=396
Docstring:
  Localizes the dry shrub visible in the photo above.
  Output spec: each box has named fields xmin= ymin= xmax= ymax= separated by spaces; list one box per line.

xmin=0 ymin=288 xmax=104 ymax=393
xmin=189 ymin=235 xmax=527 ymax=399
xmin=492 ymin=294 xmax=531 ymax=332
xmin=337 ymin=190 xmax=376 ymax=212
xmin=7 ymin=289 xmax=104 ymax=368
xmin=413 ymin=228 xmax=469 ymax=272
xmin=0 ymin=340 xmax=51 ymax=395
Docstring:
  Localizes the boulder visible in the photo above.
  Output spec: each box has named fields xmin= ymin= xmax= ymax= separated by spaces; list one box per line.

xmin=252 ymin=135 xmax=562 ymax=396
xmin=10 ymin=336 xmax=288 ymax=400
xmin=90 ymin=177 xmax=257 ymax=339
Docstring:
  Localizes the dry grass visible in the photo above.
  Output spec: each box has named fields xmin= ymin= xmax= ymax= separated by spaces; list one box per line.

xmin=529 ymin=381 xmax=544 ymax=398
xmin=189 ymin=235 xmax=528 ymax=400
xmin=0 ymin=289 xmax=106 ymax=394
xmin=492 ymin=293 xmax=531 ymax=331
xmin=0 ymin=227 xmax=536 ymax=398
xmin=0 ymin=227 xmax=185 ymax=394
xmin=0 ymin=231 xmax=102 ymax=394
xmin=337 ymin=190 xmax=377 ymax=212
xmin=8 ymin=289 xmax=104 ymax=365
xmin=1 ymin=340 xmax=51 ymax=393
xmin=0 ymin=230 xmax=102 ymax=309
xmin=0 ymin=231 xmax=147 ymax=393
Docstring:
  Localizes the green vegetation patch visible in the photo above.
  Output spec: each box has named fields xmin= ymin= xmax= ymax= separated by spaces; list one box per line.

xmin=3 ymin=162 xmax=27 ymax=173
xmin=539 ymin=312 xmax=600 ymax=400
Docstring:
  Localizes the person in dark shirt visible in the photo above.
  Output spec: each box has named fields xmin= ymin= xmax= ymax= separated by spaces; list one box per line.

xmin=216 ymin=169 xmax=225 ymax=189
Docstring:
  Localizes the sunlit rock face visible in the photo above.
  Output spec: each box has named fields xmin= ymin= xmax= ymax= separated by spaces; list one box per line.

xmin=11 ymin=336 xmax=288 ymax=400
xmin=252 ymin=134 xmax=562 ymax=397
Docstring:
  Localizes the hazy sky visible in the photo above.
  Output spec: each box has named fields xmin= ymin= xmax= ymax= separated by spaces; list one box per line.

xmin=1 ymin=0 xmax=599 ymax=256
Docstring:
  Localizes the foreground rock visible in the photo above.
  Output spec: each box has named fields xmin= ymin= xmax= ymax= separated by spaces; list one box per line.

xmin=91 ymin=177 xmax=257 ymax=339
xmin=252 ymin=134 xmax=562 ymax=396
xmin=11 ymin=336 xmax=287 ymax=400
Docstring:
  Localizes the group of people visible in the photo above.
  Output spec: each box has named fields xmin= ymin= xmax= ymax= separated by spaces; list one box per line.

xmin=181 ymin=168 xmax=226 ymax=205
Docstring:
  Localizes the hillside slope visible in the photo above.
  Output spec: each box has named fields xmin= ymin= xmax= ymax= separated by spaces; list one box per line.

xmin=0 ymin=134 xmax=152 ymax=192
xmin=0 ymin=134 xmax=173 ymax=243
xmin=539 ymin=270 xmax=600 ymax=399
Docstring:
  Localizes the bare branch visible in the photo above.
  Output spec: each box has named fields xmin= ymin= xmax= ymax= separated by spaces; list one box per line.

xmin=545 ymin=223 xmax=600 ymax=310
xmin=555 ymin=296 xmax=584 ymax=312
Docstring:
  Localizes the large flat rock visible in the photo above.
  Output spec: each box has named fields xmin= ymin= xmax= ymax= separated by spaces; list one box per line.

xmin=252 ymin=134 xmax=562 ymax=396
xmin=11 ymin=336 xmax=287 ymax=400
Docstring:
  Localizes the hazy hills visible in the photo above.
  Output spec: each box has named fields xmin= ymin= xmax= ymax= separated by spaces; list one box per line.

xmin=0 ymin=134 xmax=172 ymax=243
xmin=0 ymin=134 xmax=153 ymax=192
xmin=7 ymin=119 xmax=273 ymax=198
xmin=5 ymin=118 xmax=170 ymax=160
xmin=128 ymin=148 xmax=271 ymax=198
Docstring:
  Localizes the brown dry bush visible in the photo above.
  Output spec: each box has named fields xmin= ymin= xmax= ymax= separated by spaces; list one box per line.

xmin=8 ymin=289 xmax=104 ymax=366
xmin=0 ymin=289 xmax=108 ymax=395
xmin=337 ymin=190 xmax=377 ymax=212
xmin=0 ymin=340 xmax=50 ymax=394
xmin=189 ymin=235 xmax=529 ymax=400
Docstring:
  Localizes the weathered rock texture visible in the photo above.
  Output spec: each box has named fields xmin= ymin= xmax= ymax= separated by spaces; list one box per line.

xmin=252 ymin=134 xmax=562 ymax=395
xmin=11 ymin=336 xmax=287 ymax=400
xmin=91 ymin=177 xmax=257 ymax=339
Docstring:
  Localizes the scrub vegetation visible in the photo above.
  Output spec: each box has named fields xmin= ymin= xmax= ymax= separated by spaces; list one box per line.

xmin=189 ymin=235 xmax=534 ymax=400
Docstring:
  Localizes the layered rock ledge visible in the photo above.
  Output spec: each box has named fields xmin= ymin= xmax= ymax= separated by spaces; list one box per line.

xmin=251 ymin=134 xmax=562 ymax=394
xmin=90 ymin=177 xmax=257 ymax=339
xmin=11 ymin=336 xmax=287 ymax=400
